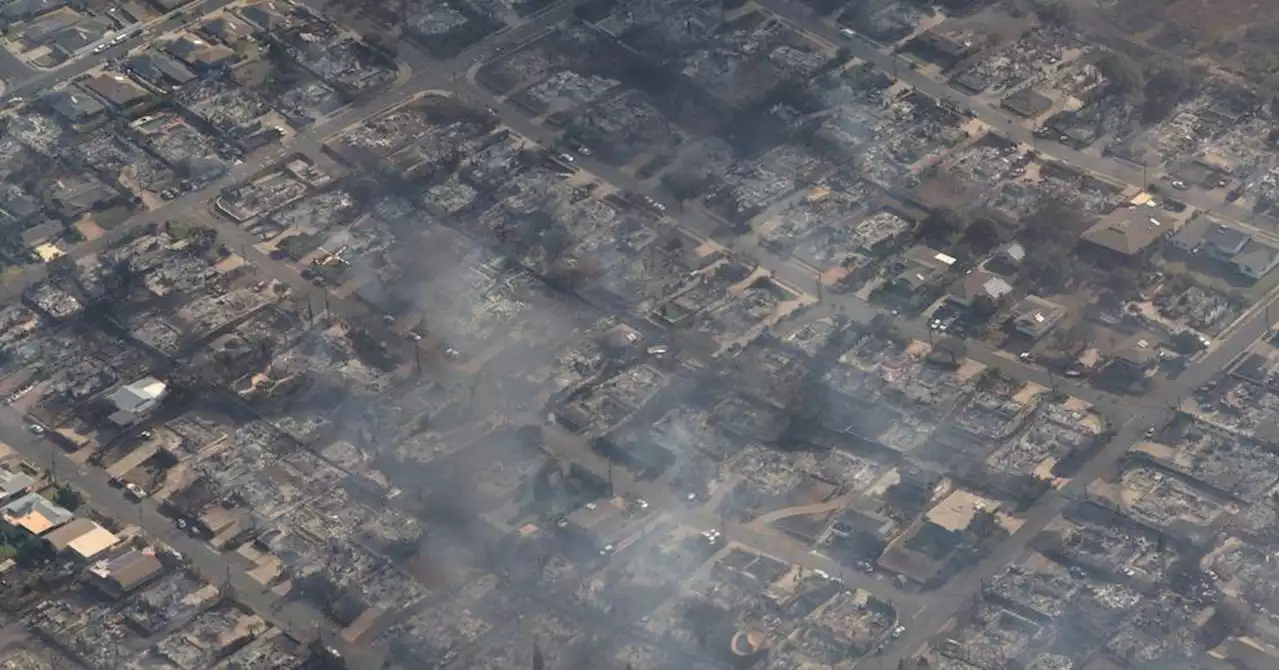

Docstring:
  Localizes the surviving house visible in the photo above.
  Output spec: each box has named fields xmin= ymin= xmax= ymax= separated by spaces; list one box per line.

xmin=1011 ymin=295 xmax=1067 ymax=340
xmin=1079 ymin=208 xmax=1175 ymax=259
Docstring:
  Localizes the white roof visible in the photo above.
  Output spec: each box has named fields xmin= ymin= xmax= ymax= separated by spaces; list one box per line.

xmin=107 ymin=377 xmax=167 ymax=413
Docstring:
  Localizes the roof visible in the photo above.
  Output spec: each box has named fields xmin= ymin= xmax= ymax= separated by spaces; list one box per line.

xmin=199 ymin=15 xmax=254 ymax=43
xmin=1001 ymin=242 xmax=1026 ymax=263
xmin=949 ymin=270 xmax=1013 ymax=303
xmin=565 ymin=499 xmax=626 ymax=531
xmin=236 ymin=2 xmax=287 ymax=30
xmin=67 ymin=524 xmax=119 ymax=558
xmin=1 ymin=492 xmax=74 ymax=535
xmin=901 ymin=245 xmax=957 ymax=270
xmin=48 ymin=18 xmax=110 ymax=55
xmin=107 ymin=377 xmax=167 ymax=414
xmin=1080 ymin=208 xmax=1175 ymax=256
xmin=1170 ymin=215 xmax=1212 ymax=248
xmin=45 ymin=90 xmax=105 ymax=122
xmin=1233 ymin=239 xmax=1278 ymax=274
xmin=82 ymin=73 xmax=149 ymax=107
xmin=1202 ymin=223 xmax=1251 ymax=255
xmin=164 ymin=36 xmax=235 ymax=68
xmin=1114 ymin=336 xmax=1158 ymax=366
xmin=44 ymin=517 xmax=118 ymax=558
xmin=126 ymin=52 xmax=196 ymax=85
xmin=0 ymin=469 xmax=36 ymax=500
xmin=925 ymin=490 xmax=1001 ymax=532
xmin=1013 ymin=294 xmax=1066 ymax=321
xmin=1002 ymin=88 xmax=1053 ymax=117
xmin=43 ymin=517 xmax=95 ymax=549
xmin=1 ymin=0 xmax=65 ymax=22
xmin=564 ymin=499 xmax=632 ymax=546
xmin=20 ymin=220 xmax=62 ymax=247
xmin=921 ymin=27 xmax=980 ymax=58
xmin=91 ymin=548 xmax=163 ymax=592
xmin=47 ymin=173 xmax=117 ymax=217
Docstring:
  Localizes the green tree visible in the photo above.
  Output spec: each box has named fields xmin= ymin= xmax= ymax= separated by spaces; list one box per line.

xmin=1170 ymin=330 xmax=1206 ymax=355
xmin=917 ymin=207 xmax=969 ymax=247
xmin=1096 ymin=51 xmax=1145 ymax=98
xmin=53 ymin=485 xmax=82 ymax=511
xmin=1140 ymin=63 xmax=1196 ymax=125
xmin=962 ymin=218 xmax=1003 ymax=254
xmin=1019 ymin=245 xmax=1072 ymax=294
xmin=970 ymin=294 xmax=1000 ymax=320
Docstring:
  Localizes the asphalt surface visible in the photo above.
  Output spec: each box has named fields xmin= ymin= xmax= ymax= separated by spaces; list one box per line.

xmin=727 ymin=5 xmax=1280 ymax=666
xmin=0 ymin=3 xmax=578 ymax=663
xmin=1 ymin=0 xmax=237 ymax=103
xmin=755 ymin=0 xmax=1276 ymax=243
xmin=0 ymin=49 xmax=31 ymax=86
xmin=0 ymin=406 xmax=385 ymax=665
xmin=541 ymin=423 xmax=931 ymax=611
xmin=1 ymin=0 xmax=1274 ymax=664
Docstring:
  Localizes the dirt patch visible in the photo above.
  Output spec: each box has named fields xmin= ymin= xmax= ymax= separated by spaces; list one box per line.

xmin=1167 ymin=0 xmax=1276 ymax=35
xmin=74 ymin=218 xmax=106 ymax=241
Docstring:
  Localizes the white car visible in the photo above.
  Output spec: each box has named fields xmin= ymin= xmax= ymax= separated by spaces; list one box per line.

xmin=840 ymin=28 xmax=856 ymax=39
xmin=28 ymin=424 xmax=45 ymax=435
xmin=93 ymin=43 xmax=109 ymax=53
xmin=125 ymin=482 xmax=148 ymax=500
xmin=557 ymin=153 xmax=576 ymax=163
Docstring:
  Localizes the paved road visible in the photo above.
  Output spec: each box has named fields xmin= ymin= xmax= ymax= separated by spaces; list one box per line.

xmin=0 ymin=406 xmax=386 ymax=666
xmin=439 ymin=66 xmax=1152 ymax=427
xmin=541 ymin=423 xmax=929 ymax=611
xmin=721 ymin=6 xmax=1280 ymax=666
xmin=0 ymin=0 xmax=581 ymax=307
xmin=1 ymin=0 xmax=237 ymax=103
xmin=0 ymin=3 xmax=577 ymax=662
xmin=3 ymin=0 xmax=1272 ymax=663
xmin=755 ymin=0 xmax=1277 ymax=243
xmin=0 ymin=49 xmax=31 ymax=86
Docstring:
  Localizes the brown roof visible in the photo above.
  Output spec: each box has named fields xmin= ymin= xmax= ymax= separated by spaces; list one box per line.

xmin=948 ymin=270 xmax=1012 ymax=302
xmin=1080 ymin=208 xmax=1176 ymax=256
xmin=44 ymin=517 xmax=97 ymax=550
xmin=82 ymin=73 xmax=148 ymax=107
xmin=105 ymin=550 xmax=163 ymax=590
